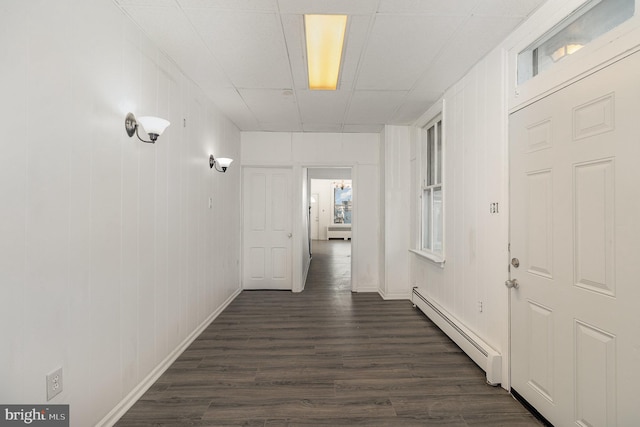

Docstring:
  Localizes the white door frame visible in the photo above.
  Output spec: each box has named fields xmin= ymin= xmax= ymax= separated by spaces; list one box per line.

xmin=507 ymin=52 xmax=640 ymax=425
xmin=297 ymin=165 xmax=355 ymax=293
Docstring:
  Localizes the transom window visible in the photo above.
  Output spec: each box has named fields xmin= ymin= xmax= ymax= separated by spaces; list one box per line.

xmin=518 ymin=0 xmax=635 ymax=84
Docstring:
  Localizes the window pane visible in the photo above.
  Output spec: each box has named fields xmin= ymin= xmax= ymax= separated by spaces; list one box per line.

xmin=433 ymin=187 xmax=443 ymax=253
xmin=518 ymin=0 xmax=634 ymax=84
xmin=421 ymin=128 xmax=428 ymax=187
xmin=427 ymin=126 xmax=435 ymax=186
xmin=422 ymin=189 xmax=431 ymax=250
xmin=334 ymin=186 xmax=352 ymax=224
xmin=436 ymin=120 xmax=442 ymax=185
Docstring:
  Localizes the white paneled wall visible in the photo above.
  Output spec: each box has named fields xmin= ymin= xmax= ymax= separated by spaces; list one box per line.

xmin=409 ymin=47 xmax=509 ymax=384
xmin=381 ymin=126 xmax=411 ymax=300
xmin=404 ymin=0 xmax=640 ymax=390
xmin=0 ymin=1 xmax=241 ymax=426
xmin=241 ymin=132 xmax=380 ymax=293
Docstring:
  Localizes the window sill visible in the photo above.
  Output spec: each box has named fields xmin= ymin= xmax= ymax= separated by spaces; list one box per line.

xmin=409 ymin=249 xmax=445 ymax=268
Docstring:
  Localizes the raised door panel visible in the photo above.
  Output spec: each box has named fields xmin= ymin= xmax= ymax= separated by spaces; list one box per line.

xmin=243 ymin=167 xmax=292 ymax=290
xmin=510 ymin=51 xmax=640 ymax=426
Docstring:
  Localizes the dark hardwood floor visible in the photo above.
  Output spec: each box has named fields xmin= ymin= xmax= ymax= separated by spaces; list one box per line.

xmin=116 ymin=240 xmax=540 ymax=426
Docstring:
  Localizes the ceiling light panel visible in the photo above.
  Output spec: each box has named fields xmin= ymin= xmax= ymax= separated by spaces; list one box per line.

xmin=305 ymin=14 xmax=348 ymax=90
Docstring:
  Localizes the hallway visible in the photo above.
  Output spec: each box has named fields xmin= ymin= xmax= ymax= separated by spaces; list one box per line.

xmin=116 ymin=240 xmax=540 ymax=426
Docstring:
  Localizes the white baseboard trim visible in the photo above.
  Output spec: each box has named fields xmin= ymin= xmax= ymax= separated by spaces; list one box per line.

xmin=411 ymin=287 xmax=502 ymax=386
xmin=297 ymin=256 xmax=311 ymax=293
xmin=354 ymin=285 xmax=379 ymax=293
xmin=378 ymin=289 xmax=411 ymax=300
xmin=96 ymin=287 xmax=242 ymax=427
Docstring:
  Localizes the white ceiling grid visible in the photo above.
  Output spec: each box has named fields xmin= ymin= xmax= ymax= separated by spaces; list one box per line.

xmin=114 ymin=0 xmax=546 ymax=132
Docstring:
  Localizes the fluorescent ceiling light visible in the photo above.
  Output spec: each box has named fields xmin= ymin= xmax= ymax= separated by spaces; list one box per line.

xmin=304 ymin=14 xmax=347 ymax=90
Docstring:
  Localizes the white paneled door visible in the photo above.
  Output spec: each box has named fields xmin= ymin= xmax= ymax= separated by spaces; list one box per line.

xmin=310 ymin=193 xmax=319 ymax=240
xmin=242 ymin=167 xmax=293 ymax=290
xmin=508 ymin=52 xmax=640 ymax=425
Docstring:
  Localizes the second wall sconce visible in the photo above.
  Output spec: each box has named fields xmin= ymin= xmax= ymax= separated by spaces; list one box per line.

xmin=125 ymin=112 xmax=170 ymax=144
xmin=209 ymin=155 xmax=233 ymax=173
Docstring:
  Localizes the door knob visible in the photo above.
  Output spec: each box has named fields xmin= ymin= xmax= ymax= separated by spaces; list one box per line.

xmin=287 ymin=233 xmax=292 ymax=238
xmin=505 ymin=279 xmax=519 ymax=289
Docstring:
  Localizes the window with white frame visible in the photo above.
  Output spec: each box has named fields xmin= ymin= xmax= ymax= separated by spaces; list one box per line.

xmin=517 ymin=0 xmax=635 ymax=84
xmin=333 ymin=181 xmax=352 ymax=224
xmin=421 ymin=116 xmax=443 ymax=256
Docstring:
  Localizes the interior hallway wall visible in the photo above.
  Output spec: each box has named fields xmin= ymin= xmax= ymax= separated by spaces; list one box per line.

xmin=409 ymin=47 xmax=509 ymax=382
xmin=0 ymin=1 xmax=242 ymax=425
xmin=381 ymin=126 xmax=411 ymax=300
xmin=241 ymin=132 xmax=380 ymax=293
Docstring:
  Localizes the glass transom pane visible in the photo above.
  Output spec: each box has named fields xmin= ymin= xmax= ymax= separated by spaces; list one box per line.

xmin=518 ymin=0 xmax=635 ymax=84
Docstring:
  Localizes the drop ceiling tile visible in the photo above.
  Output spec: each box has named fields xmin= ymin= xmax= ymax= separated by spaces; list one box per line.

xmin=418 ymin=15 xmax=522 ymax=92
xmin=259 ymin=122 xmax=303 ymax=132
xmin=390 ymin=90 xmax=442 ymax=125
xmin=472 ymin=0 xmax=547 ymax=17
xmin=118 ymin=0 xmax=545 ymax=132
xmin=377 ymin=0 xmax=478 ymax=16
xmin=239 ymin=88 xmax=300 ymax=125
xmin=280 ymin=14 xmax=307 ymax=90
xmin=346 ymin=90 xmax=407 ymax=124
xmin=339 ymin=15 xmax=373 ymax=91
xmin=277 ymin=0 xmax=378 ymax=14
xmin=190 ymin=53 xmax=233 ymax=91
xmin=204 ymin=87 xmax=259 ymax=130
xmin=342 ymin=124 xmax=384 ymax=133
xmin=178 ymin=0 xmax=276 ymax=11
xmin=115 ymin=0 xmax=176 ymax=6
xmin=355 ymin=14 xmax=465 ymax=90
xmin=122 ymin=6 xmax=210 ymax=79
xmin=302 ymin=123 xmax=344 ymax=132
xmin=185 ymin=9 xmax=292 ymax=88
xmin=297 ymin=90 xmax=350 ymax=124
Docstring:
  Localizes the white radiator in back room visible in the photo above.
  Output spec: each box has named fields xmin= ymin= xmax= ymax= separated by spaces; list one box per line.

xmin=411 ymin=287 xmax=502 ymax=386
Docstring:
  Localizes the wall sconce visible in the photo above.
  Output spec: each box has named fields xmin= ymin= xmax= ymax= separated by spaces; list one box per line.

xmin=125 ymin=112 xmax=170 ymax=143
xmin=209 ymin=155 xmax=233 ymax=173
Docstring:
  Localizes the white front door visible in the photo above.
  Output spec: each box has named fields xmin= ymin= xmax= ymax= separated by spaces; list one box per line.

xmin=242 ymin=167 xmax=293 ymax=290
xmin=509 ymin=51 xmax=640 ymax=426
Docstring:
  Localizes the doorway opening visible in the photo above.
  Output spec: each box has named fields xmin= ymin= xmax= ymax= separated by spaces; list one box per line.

xmin=306 ymin=168 xmax=353 ymax=293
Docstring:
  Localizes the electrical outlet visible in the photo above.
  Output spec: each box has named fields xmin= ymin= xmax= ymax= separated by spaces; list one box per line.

xmin=46 ymin=367 xmax=63 ymax=401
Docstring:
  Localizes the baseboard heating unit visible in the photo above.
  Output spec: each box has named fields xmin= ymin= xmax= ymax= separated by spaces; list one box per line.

xmin=412 ymin=286 xmax=502 ymax=386
xmin=327 ymin=224 xmax=351 ymax=240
